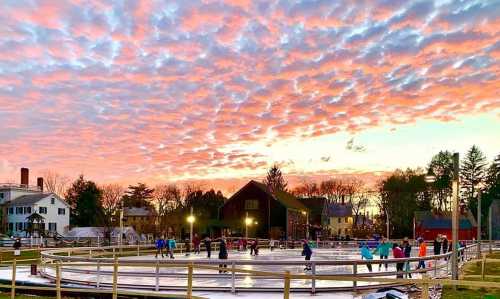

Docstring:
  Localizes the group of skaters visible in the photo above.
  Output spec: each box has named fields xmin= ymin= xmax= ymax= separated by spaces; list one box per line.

xmin=359 ymin=235 xmax=466 ymax=278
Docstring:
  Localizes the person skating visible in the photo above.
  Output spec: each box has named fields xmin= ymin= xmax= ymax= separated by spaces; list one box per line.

xmin=402 ymin=238 xmax=412 ymax=278
xmin=269 ymin=239 xmax=275 ymax=251
xmin=193 ymin=233 xmax=201 ymax=254
xmin=392 ymin=243 xmax=405 ymax=278
xmin=416 ymin=238 xmax=427 ymax=270
xmin=155 ymin=236 xmax=165 ymax=258
xmin=168 ymin=237 xmax=176 ymax=259
xmin=302 ymin=239 xmax=313 ymax=271
xmin=442 ymin=235 xmax=448 ymax=254
xmin=204 ymin=236 xmax=212 ymax=258
xmin=433 ymin=235 xmax=441 ymax=255
xmin=360 ymin=242 xmax=373 ymax=272
xmin=218 ymin=237 xmax=228 ymax=273
xmin=373 ymin=237 xmax=391 ymax=271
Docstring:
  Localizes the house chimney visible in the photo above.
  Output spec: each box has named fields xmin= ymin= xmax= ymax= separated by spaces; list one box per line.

xmin=21 ymin=168 xmax=29 ymax=186
xmin=341 ymin=195 xmax=345 ymax=205
xmin=37 ymin=177 xmax=44 ymax=192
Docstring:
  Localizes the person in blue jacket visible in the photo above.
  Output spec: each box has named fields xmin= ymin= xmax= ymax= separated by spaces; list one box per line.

xmin=167 ymin=237 xmax=176 ymax=259
xmin=373 ymin=237 xmax=391 ymax=271
xmin=155 ymin=236 xmax=165 ymax=258
xmin=302 ymin=239 xmax=313 ymax=271
xmin=360 ymin=242 xmax=373 ymax=272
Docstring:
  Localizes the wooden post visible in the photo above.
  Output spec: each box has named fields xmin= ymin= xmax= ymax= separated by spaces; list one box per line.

xmin=481 ymin=254 xmax=486 ymax=280
xmin=112 ymin=256 xmax=118 ymax=299
xmin=421 ymin=274 xmax=430 ymax=299
xmin=311 ymin=262 xmax=316 ymax=294
xmin=11 ymin=258 xmax=16 ymax=299
xmin=187 ymin=262 xmax=193 ymax=298
xmin=434 ymin=257 xmax=438 ymax=277
xmin=231 ymin=262 xmax=236 ymax=294
xmin=352 ymin=262 xmax=357 ymax=291
xmin=283 ymin=270 xmax=291 ymax=299
xmin=56 ymin=262 xmax=62 ymax=299
xmin=137 ymin=243 xmax=140 ymax=256
xmin=96 ymin=261 xmax=101 ymax=288
xmin=155 ymin=261 xmax=160 ymax=291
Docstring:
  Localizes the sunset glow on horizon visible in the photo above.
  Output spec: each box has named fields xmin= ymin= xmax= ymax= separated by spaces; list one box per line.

xmin=1 ymin=0 xmax=499 ymax=193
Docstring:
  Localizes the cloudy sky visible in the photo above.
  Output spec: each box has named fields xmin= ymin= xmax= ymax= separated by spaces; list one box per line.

xmin=0 ymin=0 xmax=499 ymax=191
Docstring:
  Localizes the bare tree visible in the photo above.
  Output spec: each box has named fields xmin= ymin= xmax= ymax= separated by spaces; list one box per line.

xmin=293 ymin=180 xmax=320 ymax=197
xmin=153 ymin=184 xmax=183 ymax=229
xmin=100 ymin=184 xmax=125 ymax=244
xmin=320 ymin=178 xmax=347 ymax=203
xmin=40 ymin=170 xmax=70 ymax=198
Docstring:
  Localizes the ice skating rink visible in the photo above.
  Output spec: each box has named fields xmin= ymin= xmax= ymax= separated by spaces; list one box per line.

xmin=40 ymin=247 xmax=448 ymax=291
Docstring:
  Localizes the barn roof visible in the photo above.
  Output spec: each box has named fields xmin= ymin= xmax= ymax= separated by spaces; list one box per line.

xmin=324 ymin=202 xmax=353 ymax=217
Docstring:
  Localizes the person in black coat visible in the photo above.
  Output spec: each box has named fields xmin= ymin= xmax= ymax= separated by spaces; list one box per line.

xmin=433 ymin=235 xmax=441 ymax=255
xmin=218 ymin=237 xmax=228 ymax=273
xmin=203 ymin=236 xmax=212 ymax=258
xmin=302 ymin=240 xmax=313 ymax=271
xmin=442 ymin=236 xmax=448 ymax=254
xmin=402 ymin=238 xmax=412 ymax=278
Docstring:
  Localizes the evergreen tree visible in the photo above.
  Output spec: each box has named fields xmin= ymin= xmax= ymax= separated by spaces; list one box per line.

xmin=65 ymin=175 xmax=104 ymax=227
xmin=263 ymin=164 xmax=288 ymax=192
xmin=461 ymin=145 xmax=487 ymax=208
xmin=122 ymin=183 xmax=154 ymax=208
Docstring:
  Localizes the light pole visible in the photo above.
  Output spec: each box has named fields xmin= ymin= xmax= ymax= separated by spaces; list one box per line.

xmin=119 ymin=207 xmax=124 ymax=253
xmin=245 ymin=212 xmax=253 ymax=241
xmin=489 ymin=203 xmax=493 ymax=254
xmin=451 ymin=152 xmax=460 ymax=280
xmin=187 ymin=206 xmax=195 ymax=254
xmin=385 ymin=208 xmax=390 ymax=240
xmin=301 ymin=211 xmax=309 ymax=240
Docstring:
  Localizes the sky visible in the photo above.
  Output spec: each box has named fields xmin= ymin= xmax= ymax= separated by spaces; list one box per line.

xmin=0 ymin=0 xmax=499 ymax=194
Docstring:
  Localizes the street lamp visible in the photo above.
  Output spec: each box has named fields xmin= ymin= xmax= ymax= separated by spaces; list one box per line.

xmin=301 ymin=210 xmax=309 ymax=240
xmin=187 ymin=207 xmax=195 ymax=255
xmin=451 ymin=152 xmax=460 ymax=280
xmin=245 ymin=212 xmax=253 ymax=241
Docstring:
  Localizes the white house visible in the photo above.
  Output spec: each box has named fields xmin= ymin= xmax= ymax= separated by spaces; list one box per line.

xmin=0 ymin=168 xmax=70 ymax=237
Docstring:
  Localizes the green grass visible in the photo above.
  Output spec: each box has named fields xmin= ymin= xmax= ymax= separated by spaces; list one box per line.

xmin=442 ymin=252 xmax=500 ymax=299
xmin=0 ymin=250 xmax=40 ymax=265
xmin=0 ymin=292 xmax=55 ymax=299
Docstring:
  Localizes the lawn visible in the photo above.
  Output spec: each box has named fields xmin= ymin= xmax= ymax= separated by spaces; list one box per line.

xmin=441 ymin=251 xmax=500 ymax=299
xmin=0 ymin=249 xmax=40 ymax=265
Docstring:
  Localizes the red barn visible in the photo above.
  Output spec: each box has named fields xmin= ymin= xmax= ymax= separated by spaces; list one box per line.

xmin=414 ymin=210 xmax=477 ymax=241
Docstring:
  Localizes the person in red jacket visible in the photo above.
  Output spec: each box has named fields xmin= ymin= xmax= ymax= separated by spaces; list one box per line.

xmin=392 ymin=243 xmax=405 ymax=278
xmin=193 ymin=233 xmax=201 ymax=254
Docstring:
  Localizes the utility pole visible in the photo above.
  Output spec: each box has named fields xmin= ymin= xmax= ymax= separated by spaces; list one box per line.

xmin=385 ymin=209 xmax=390 ymax=240
xmin=489 ymin=204 xmax=493 ymax=254
xmin=451 ymin=152 xmax=459 ymax=280
xmin=119 ymin=207 xmax=124 ymax=254
xmin=477 ymin=190 xmax=482 ymax=259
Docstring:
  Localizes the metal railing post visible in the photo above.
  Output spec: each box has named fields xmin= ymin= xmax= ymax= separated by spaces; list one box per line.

xmin=231 ymin=262 xmax=236 ymax=294
xmin=311 ymin=262 xmax=316 ymax=294
xmin=137 ymin=243 xmax=140 ymax=256
xmin=434 ymin=257 xmax=438 ymax=277
xmin=187 ymin=262 xmax=193 ymax=298
xmin=10 ymin=258 xmax=16 ymax=299
xmin=112 ymin=256 xmax=118 ymax=299
xmin=56 ymin=262 xmax=62 ymax=299
xmin=283 ymin=270 xmax=291 ymax=299
xmin=353 ymin=262 xmax=357 ymax=291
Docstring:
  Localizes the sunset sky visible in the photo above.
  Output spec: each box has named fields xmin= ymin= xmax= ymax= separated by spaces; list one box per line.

xmin=0 ymin=0 xmax=499 ymax=193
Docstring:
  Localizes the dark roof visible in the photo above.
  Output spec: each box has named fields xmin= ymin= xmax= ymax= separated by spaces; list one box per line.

xmin=124 ymin=207 xmax=157 ymax=217
xmin=298 ymin=197 xmax=326 ymax=215
xmin=7 ymin=193 xmax=51 ymax=206
xmin=227 ymin=180 xmax=307 ymax=211
xmin=415 ymin=211 xmax=476 ymax=229
xmin=324 ymin=202 xmax=353 ymax=217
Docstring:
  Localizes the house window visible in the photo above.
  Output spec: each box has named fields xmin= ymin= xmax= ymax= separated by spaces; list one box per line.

xmin=345 ymin=217 xmax=348 ymax=223
xmin=0 ymin=193 xmax=4 ymax=199
xmin=24 ymin=207 xmax=31 ymax=214
xmin=58 ymin=208 xmax=65 ymax=215
xmin=338 ymin=228 xmax=341 ymax=235
xmin=16 ymin=222 xmax=23 ymax=231
xmin=8 ymin=223 xmax=13 ymax=231
xmin=16 ymin=207 xmax=23 ymax=214
xmin=8 ymin=208 xmax=13 ymax=215
xmin=51 ymin=198 xmax=55 ymax=204
xmin=48 ymin=223 xmax=57 ymax=232
xmin=338 ymin=217 xmax=341 ymax=223
xmin=245 ymin=199 xmax=259 ymax=210
xmin=39 ymin=207 xmax=47 ymax=214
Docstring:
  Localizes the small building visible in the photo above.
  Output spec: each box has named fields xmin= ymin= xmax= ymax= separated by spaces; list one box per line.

xmin=123 ymin=207 xmax=157 ymax=234
xmin=414 ymin=211 xmax=477 ymax=240
xmin=221 ymin=180 xmax=308 ymax=239
xmin=324 ymin=202 xmax=353 ymax=237
xmin=0 ymin=168 xmax=70 ymax=237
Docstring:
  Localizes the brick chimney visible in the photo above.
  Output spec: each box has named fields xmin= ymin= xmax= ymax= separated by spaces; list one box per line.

xmin=37 ymin=177 xmax=44 ymax=192
xmin=21 ymin=168 xmax=29 ymax=186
